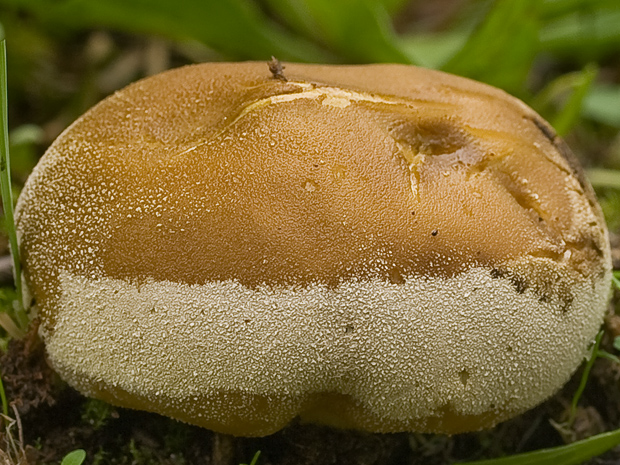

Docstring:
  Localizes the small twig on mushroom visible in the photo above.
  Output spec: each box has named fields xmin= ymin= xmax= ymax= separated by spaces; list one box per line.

xmin=268 ymin=56 xmax=287 ymax=82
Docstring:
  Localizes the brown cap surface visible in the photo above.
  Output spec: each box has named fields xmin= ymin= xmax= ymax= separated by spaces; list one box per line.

xmin=16 ymin=62 xmax=611 ymax=436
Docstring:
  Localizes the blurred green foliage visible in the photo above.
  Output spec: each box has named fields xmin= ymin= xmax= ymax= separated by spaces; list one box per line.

xmin=0 ymin=0 xmax=618 ymax=86
xmin=584 ymin=85 xmax=620 ymax=127
xmin=442 ymin=0 xmax=541 ymax=93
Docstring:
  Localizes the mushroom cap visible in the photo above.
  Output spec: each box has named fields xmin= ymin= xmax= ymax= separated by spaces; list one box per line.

xmin=16 ymin=62 xmax=611 ymax=436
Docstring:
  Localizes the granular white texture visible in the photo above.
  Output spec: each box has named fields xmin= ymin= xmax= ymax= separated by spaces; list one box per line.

xmin=45 ymin=259 xmax=609 ymax=436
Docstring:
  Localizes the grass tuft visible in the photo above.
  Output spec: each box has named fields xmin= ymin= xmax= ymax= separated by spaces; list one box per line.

xmin=0 ymin=23 xmax=27 ymax=338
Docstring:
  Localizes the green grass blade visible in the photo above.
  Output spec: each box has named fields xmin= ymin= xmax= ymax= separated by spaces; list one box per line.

xmin=540 ymin=6 xmax=620 ymax=59
xmin=400 ymin=29 xmax=471 ymax=69
xmin=532 ymin=64 xmax=598 ymax=134
xmin=583 ymin=84 xmax=620 ymax=127
xmin=566 ymin=331 xmax=603 ymax=426
xmin=0 ymin=312 xmax=24 ymax=339
xmin=0 ymin=24 xmax=24 ymax=316
xmin=249 ymin=450 xmax=261 ymax=465
xmin=586 ymin=168 xmax=620 ymax=190
xmin=262 ymin=0 xmax=413 ymax=63
xmin=0 ymin=371 xmax=8 ymax=417
xmin=459 ymin=428 xmax=620 ymax=465
xmin=60 ymin=449 xmax=86 ymax=465
xmin=442 ymin=0 xmax=541 ymax=94
xmin=239 ymin=450 xmax=261 ymax=465
xmin=551 ymin=63 xmax=597 ymax=135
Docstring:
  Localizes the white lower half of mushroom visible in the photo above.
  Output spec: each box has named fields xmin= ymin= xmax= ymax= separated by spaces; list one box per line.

xmin=43 ymin=259 xmax=610 ymax=436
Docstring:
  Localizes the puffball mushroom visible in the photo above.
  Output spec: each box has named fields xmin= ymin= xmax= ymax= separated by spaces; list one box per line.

xmin=16 ymin=62 xmax=611 ymax=437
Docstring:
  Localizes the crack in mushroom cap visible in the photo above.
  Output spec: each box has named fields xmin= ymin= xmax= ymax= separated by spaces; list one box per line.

xmin=15 ymin=62 xmax=611 ymax=436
